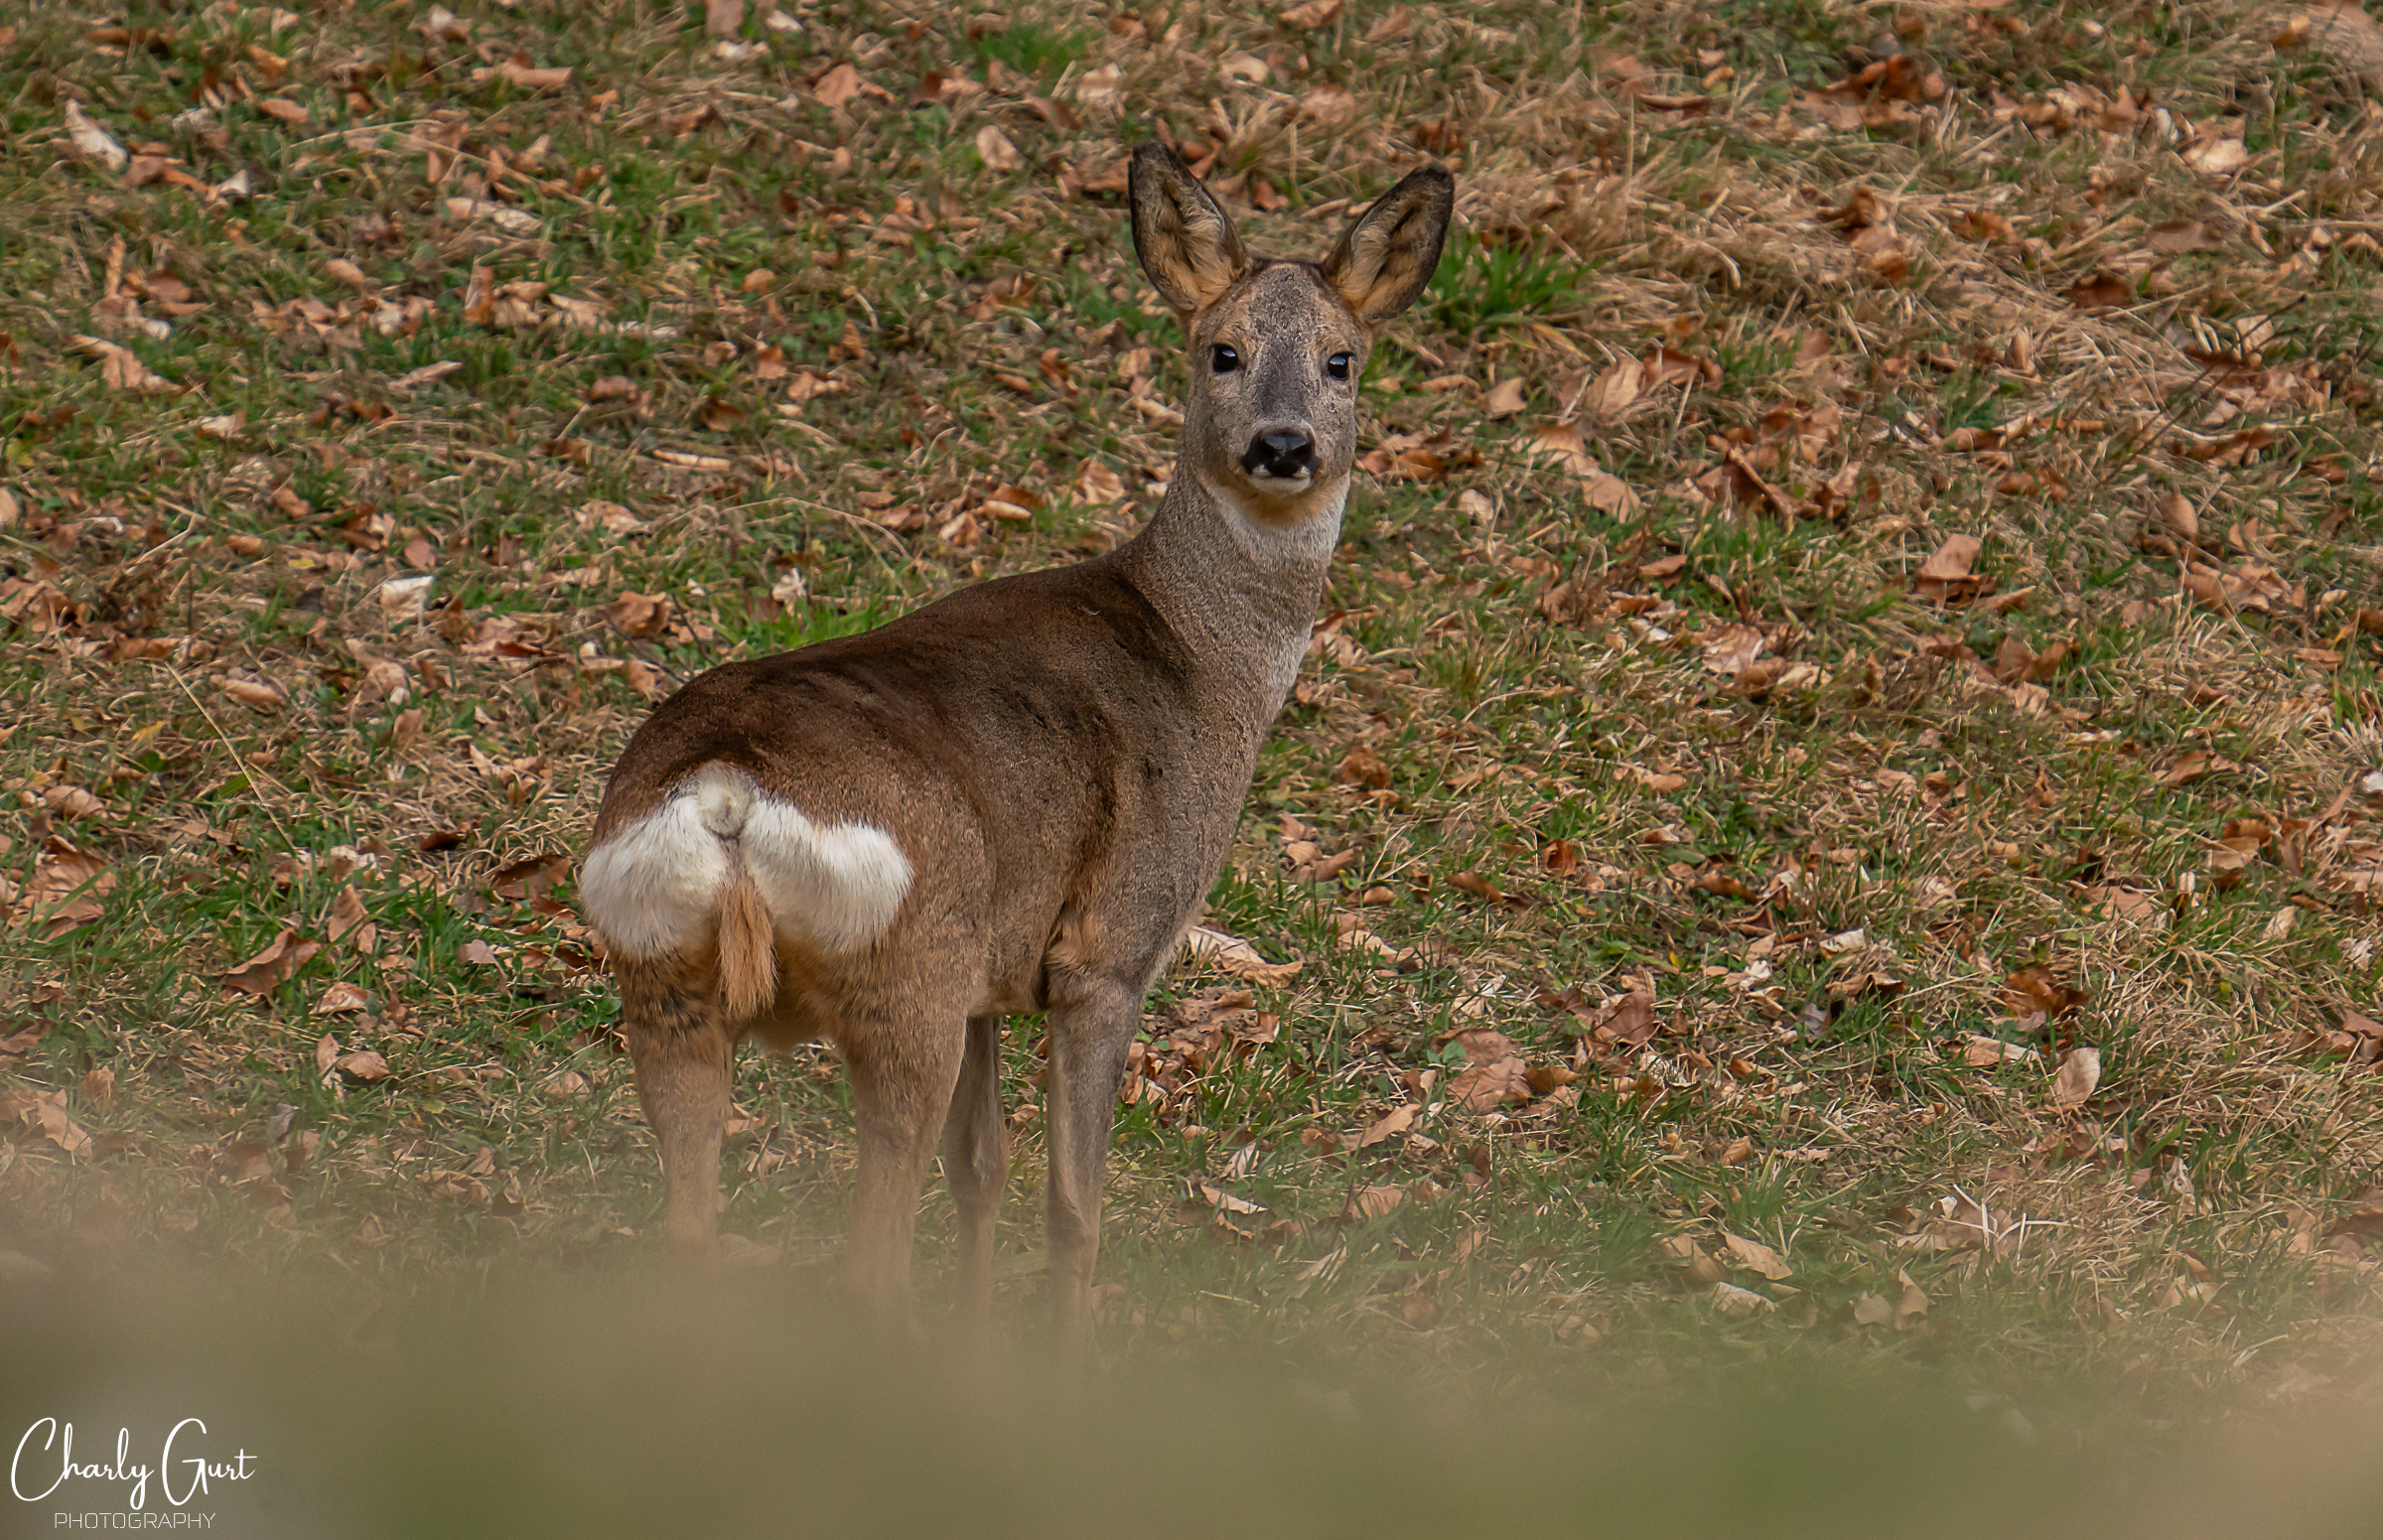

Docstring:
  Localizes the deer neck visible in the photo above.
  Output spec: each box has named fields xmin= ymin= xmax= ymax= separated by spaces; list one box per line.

xmin=1117 ymin=467 xmax=1343 ymax=723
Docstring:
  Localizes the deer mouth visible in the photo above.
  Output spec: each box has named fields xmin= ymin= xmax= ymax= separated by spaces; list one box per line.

xmin=1243 ymin=465 xmax=1315 ymax=493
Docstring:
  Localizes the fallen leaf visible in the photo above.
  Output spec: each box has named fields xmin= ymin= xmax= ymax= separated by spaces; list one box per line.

xmin=34 ymin=1093 xmax=90 ymax=1156
xmin=2051 ymin=1045 xmax=2102 ymax=1108
xmin=974 ymin=125 xmax=1021 ymax=171
xmin=1702 ymin=624 xmax=1766 ymax=675
xmin=220 ymin=672 xmax=286 ymax=711
xmin=2067 ymin=271 xmax=2134 ymax=309
xmin=221 ymin=930 xmax=324 ymax=996
xmin=1894 ymin=1268 xmax=1929 ymax=1327
xmin=42 ymin=785 xmax=104 ymax=820
xmin=1296 ymin=82 xmax=1360 ymax=126
xmin=1958 ymin=1033 xmax=2034 ymax=1067
xmin=1711 ymin=1282 xmax=1774 ymax=1317
xmin=811 ymin=63 xmax=870 ymax=107
xmin=1583 ymin=357 xmax=1642 ymax=420
xmin=606 ymin=591 xmax=673 ymax=637
xmin=1915 ymin=533 xmax=1982 ymax=589
xmin=1448 ymin=870 xmax=1505 ymax=905
xmin=1526 ymin=420 xmax=1598 ymax=477
xmin=335 ymin=1050 xmax=390 ymax=1082
xmin=1449 ymin=1055 xmax=1530 ymax=1112
xmin=495 ymin=60 xmax=573 ymax=88
xmin=314 ymin=982 xmax=372 ymax=1015
xmin=1074 ymin=461 xmax=1126 ymax=504
xmin=1483 ymin=378 xmax=1526 ymax=418
xmin=64 ymin=101 xmax=129 ymax=172
xmin=1853 ymin=1292 xmax=1893 ymax=1327
xmin=2183 ymin=137 xmax=2248 ymax=176
xmin=1724 ymin=1232 xmax=1791 ymax=1280
xmin=1181 ymin=924 xmax=1302 ymax=984
xmin=71 ymin=335 xmax=177 ymax=394
xmin=19 ymin=840 xmax=114 ymax=937
xmin=2002 ymin=967 xmax=2084 ymax=1022
xmin=2145 ymin=219 xmax=2214 ymax=254
xmin=1344 ymin=1184 xmax=1405 ymax=1220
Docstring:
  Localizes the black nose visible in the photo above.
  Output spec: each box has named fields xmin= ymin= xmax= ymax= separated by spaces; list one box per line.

xmin=1241 ymin=429 xmax=1317 ymax=479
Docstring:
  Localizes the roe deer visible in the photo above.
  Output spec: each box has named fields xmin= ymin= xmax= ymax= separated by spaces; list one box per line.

xmin=580 ymin=141 xmax=1454 ymax=1337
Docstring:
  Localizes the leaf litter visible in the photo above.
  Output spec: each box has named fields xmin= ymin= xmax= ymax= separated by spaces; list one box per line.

xmin=0 ymin=0 xmax=2378 ymax=1387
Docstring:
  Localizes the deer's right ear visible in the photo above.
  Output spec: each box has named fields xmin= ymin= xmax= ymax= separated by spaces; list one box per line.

xmin=1129 ymin=141 xmax=1249 ymax=317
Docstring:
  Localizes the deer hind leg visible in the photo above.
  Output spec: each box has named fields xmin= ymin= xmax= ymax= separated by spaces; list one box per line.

xmin=1042 ymin=982 xmax=1141 ymax=1346
xmin=941 ymin=1012 xmax=1008 ymax=1332
xmin=619 ymin=957 xmax=738 ymax=1262
xmin=839 ymin=1002 xmax=968 ymax=1328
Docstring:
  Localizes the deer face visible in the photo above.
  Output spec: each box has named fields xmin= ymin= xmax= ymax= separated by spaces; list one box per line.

xmin=1183 ymin=265 xmax=1366 ymax=520
xmin=1129 ymin=143 xmax=1455 ymax=527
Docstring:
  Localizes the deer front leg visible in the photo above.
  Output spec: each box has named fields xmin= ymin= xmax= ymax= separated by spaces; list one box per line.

xmin=623 ymin=975 xmax=737 ymax=1263
xmin=942 ymin=1012 xmax=1008 ymax=1334
xmin=1043 ymin=985 xmax=1141 ymax=1346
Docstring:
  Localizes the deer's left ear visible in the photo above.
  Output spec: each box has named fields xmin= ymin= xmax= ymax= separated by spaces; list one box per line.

xmin=1320 ymin=164 xmax=1456 ymax=325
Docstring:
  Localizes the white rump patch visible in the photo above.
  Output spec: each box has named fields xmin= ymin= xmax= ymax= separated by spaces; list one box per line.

xmin=740 ymin=798 xmax=911 ymax=953
xmin=579 ymin=794 xmax=728 ymax=958
xmin=581 ymin=765 xmax=911 ymax=958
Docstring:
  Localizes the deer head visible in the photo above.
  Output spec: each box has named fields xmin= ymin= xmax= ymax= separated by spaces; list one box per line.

xmin=1129 ymin=142 xmax=1455 ymax=535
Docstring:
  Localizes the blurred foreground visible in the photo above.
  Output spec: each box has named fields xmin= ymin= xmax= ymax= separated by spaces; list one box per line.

xmin=4 ymin=1262 xmax=2380 ymax=1540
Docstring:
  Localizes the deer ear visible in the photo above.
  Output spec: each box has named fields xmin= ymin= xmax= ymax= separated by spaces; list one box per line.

xmin=1320 ymin=164 xmax=1456 ymax=326
xmin=1129 ymin=141 xmax=1250 ymax=316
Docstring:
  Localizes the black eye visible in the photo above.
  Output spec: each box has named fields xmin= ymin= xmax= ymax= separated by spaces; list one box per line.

xmin=1211 ymin=344 xmax=1240 ymax=373
xmin=1327 ymin=352 xmax=1353 ymax=380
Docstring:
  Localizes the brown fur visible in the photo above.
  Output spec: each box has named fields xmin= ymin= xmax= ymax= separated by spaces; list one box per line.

xmin=713 ymin=862 xmax=778 ymax=1022
xmin=588 ymin=141 xmax=1453 ymax=1343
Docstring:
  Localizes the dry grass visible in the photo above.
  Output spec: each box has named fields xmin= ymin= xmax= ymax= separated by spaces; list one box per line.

xmin=2 ymin=0 xmax=2383 ymax=1412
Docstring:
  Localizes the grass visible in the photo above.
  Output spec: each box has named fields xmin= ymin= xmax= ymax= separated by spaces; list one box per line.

xmin=5 ymin=0 xmax=2383 ymax=1511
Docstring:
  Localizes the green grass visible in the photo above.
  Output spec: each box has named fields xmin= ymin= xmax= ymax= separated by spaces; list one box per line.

xmin=3 ymin=1 xmax=2383 ymax=1521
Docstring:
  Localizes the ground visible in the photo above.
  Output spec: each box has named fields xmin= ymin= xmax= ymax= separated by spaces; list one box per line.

xmin=4 ymin=0 xmax=2383 ymax=1432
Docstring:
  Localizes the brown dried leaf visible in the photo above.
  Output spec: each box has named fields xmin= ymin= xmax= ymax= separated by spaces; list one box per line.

xmin=974 ymin=125 xmax=1021 ymax=171
xmin=1724 ymin=1232 xmax=1791 ymax=1280
xmin=314 ymin=981 xmax=372 ymax=1015
xmin=71 ymin=335 xmax=177 ymax=394
xmin=811 ymin=62 xmax=870 ymax=107
xmin=222 ymin=930 xmax=323 ymax=996
xmin=2051 ymin=1045 xmax=2102 ymax=1108
xmin=1449 ymin=1055 xmax=1530 ymax=1112
xmin=606 ymin=591 xmax=673 ymax=637
xmin=2002 ymin=967 xmax=2084 ymax=1021
xmin=335 ymin=1049 xmax=390 ymax=1082
xmin=1701 ymin=624 xmax=1766 ymax=675
xmin=1181 ymin=924 xmax=1302 ymax=985
xmin=1526 ymin=420 xmax=1598 ymax=477
xmin=326 ymin=884 xmax=369 ymax=944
